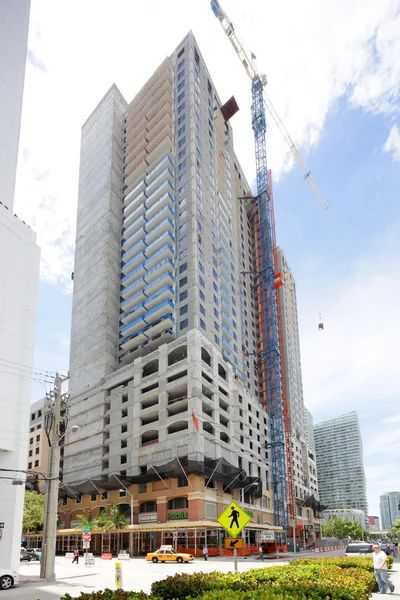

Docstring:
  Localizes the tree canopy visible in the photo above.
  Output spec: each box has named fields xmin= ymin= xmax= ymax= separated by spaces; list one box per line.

xmin=22 ymin=491 xmax=46 ymax=533
xmin=322 ymin=516 xmax=365 ymax=540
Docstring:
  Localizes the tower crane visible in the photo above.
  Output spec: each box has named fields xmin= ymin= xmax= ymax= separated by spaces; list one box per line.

xmin=211 ymin=0 xmax=328 ymax=533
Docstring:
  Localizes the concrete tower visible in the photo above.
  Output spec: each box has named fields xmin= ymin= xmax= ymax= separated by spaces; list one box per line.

xmin=62 ymin=34 xmax=276 ymax=543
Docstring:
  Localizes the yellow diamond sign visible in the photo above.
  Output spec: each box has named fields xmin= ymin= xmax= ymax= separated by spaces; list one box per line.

xmin=217 ymin=501 xmax=251 ymax=537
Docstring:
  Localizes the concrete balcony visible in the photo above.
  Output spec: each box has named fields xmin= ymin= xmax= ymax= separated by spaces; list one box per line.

xmin=121 ymin=275 xmax=145 ymax=300
xmin=121 ymin=225 xmax=144 ymax=249
xmin=124 ymin=158 xmax=148 ymax=193
xmin=146 ymin=123 xmax=172 ymax=155
xmin=144 ymin=314 xmax=175 ymax=340
xmin=145 ymin=180 xmax=173 ymax=212
xmin=125 ymin=123 xmax=147 ymax=155
xmin=145 ymin=205 xmax=174 ymax=233
xmin=145 ymin=258 xmax=174 ymax=285
xmin=144 ymin=244 xmax=174 ymax=272
xmin=121 ymin=301 xmax=147 ymax=325
xmin=120 ymin=247 xmax=146 ymax=273
xmin=123 ymin=199 xmax=146 ymax=227
xmin=120 ymin=288 xmax=147 ymax=313
xmin=146 ymin=133 xmax=173 ymax=167
xmin=122 ymin=231 xmax=147 ymax=255
xmin=120 ymin=329 xmax=148 ymax=352
xmin=145 ymin=272 xmax=174 ymax=300
xmin=123 ymin=179 xmax=146 ymax=207
xmin=146 ymin=155 xmax=174 ymax=186
xmin=120 ymin=315 xmax=147 ymax=340
xmin=144 ymin=299 xmax=174 ymax=326
xmin=145 ymin=231 xmax=174 ymax=260
xmin=125 ymin=148 xmax=148 ymax=179
xmin=145 ymin=191 xmax=174 ymax=221
xmin=146 ymin=167 xmax=174 ymax=200
xmin=125 ymin=135 xmax=147 ymax=168
xmin=145 ymin=88 xmax=172 ymax=122
xmin=144 ymin=285 xmax=174 ymax=312
xmin=132 ymin=64 xmax=172 ymax=115
xmin=146 ymin=110 xmax=173 ymax=143
xmin=121 ymin=261 xmax=146 ymax=284
xmin=122 ymin=212 xmax=147 ymax=237
xmin=145 ymin=217 xmax=174 ymax=247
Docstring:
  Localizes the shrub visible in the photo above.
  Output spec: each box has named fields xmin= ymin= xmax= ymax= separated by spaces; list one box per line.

xmin=60 ymin=590 xmax=153 ymax=600
xmin=151 ymin=571 xmax=225 ymax=600
xmin=292 ymin=555 xmax=393 ymax=572
xmin=151 ymin=563 xmax=375 ymax=600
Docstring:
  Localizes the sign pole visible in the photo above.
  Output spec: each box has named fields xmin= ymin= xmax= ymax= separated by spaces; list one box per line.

xmin=234 ymin=548 xmax=238 ymax=572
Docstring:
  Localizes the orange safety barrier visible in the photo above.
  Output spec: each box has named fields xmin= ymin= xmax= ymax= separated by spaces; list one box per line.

xmin=101 ymin=553 xmax=113 ymax=560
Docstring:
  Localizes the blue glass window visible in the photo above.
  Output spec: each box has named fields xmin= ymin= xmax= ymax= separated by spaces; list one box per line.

xmin=180 ymin=290 xmax=188 ymax=301
xmin=200 ymin=290 xmax=205 ymax=302
xmin=179 ymin=276 xmax=188 ymax=287
xmin=180 ymin=305 xmax=188 ymax=316
xmin=200 ymin=305 xmax=206 ymax=316
xmin=179 ymin=263 xmax=187 ymax=274
xmin=180 ymin=319 xmax=188 ymax=330
xmin=200 ymin=318 xmax=206 ymax=331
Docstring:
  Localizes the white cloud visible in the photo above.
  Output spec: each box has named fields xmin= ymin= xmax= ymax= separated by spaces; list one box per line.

xmin=14 ymin=0 xmax=400 ymax=287
xmin=383 ymin=124 xmax=400 ymax=161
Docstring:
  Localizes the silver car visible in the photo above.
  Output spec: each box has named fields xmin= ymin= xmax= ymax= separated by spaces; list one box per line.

xmin=345 ymin=543 xmax=373 ymax=556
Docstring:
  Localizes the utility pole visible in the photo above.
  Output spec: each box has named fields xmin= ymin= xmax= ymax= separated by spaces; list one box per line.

xmin=40 ymin=374 xmax=63 ymax=580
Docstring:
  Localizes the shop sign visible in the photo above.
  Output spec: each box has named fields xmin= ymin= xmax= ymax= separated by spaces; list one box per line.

xmin=314 ymin=523 xmax=321 ymax=532
xmin=260 ymin=531 xmax=275 ymax=541
xmin=139 ymin=513 xmax=158 ymax=523
xmin=304 ymin=525 xmax=314 ymax=531
xmin=167 ymin=511 xmax=188 ymax=520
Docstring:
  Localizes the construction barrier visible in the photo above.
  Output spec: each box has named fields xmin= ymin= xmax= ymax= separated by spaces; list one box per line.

xmin=101 ymin=553 xmax=113 ymax=560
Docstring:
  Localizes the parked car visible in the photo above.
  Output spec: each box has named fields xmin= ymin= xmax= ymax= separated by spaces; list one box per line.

xmin=20 ymin=548 xmax=38 ymax=562
xmin=345 ymin=543 xmax=373 ymax=556
xmin=145 ymin=546 xmax=194 ymax=563
xmin=25 ymin=549 xmax=41 ymax=560
xmin=0 ymin=569 xmax=19 ymax=591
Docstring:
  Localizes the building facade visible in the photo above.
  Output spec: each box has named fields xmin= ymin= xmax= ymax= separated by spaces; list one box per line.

xmin=380 ymin=492 xmax=400 ymax=530
xmin=62 ymin=32 xmax=282 ymax=553
xmin=0 ymin=0 xmax=41 ymax=576
xmin=276 ymin=249 xmax=318 ymax=500
xmin=368 ymin=515 xmax=380 ymax=531
xmin=314 ymin=412 xmax=368 ymax=515
xmin=0 ymin=0 xmax=30 ymax=210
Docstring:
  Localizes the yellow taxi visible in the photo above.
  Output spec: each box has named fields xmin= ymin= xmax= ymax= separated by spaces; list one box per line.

xmin=145 ymin=545 xmax=194 ymax=563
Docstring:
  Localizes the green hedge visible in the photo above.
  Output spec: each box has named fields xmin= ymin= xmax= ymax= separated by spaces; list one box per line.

xmin=60 ymin=559 xmax=378 ymax=600
xmin=292 ymin=555 xmax=393 ymax=572
xmin=150 ymin=564 xmax=375 ymax=600
xmin=60 ymin=591 xmax=153 ymax=600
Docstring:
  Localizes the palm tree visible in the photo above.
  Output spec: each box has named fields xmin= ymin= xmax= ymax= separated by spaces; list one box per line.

xmin=97 ymin=505 xmax=129 ymax=552
xmin=74 ymin=512 xmax=98 ymax=531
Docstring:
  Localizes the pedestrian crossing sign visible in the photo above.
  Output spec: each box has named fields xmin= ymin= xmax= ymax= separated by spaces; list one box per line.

xmin=217 ymin=501 xmax=251 ymax=537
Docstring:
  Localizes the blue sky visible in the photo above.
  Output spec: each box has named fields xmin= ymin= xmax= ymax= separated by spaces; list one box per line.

xmin=16 ymin=0 xmax=400 ymax=520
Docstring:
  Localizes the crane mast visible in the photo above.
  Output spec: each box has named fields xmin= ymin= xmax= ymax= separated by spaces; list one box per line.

xmin=211 ymin=0 xmax=290 ymax=531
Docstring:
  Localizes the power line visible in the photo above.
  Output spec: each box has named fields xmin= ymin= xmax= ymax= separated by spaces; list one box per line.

xmin=0 ymin=357 xmax=66 ymax=377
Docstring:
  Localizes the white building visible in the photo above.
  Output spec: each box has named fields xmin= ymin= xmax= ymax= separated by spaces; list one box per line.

xmin=0 ymin=0 xmax=41 ymax=577
xmin=322 ymin=508 xmax=368 ymax=529
xmin=314 ymin=412 xmax=368 ymax=515
xmin=380 ymin=492 xmax=400 ymax=530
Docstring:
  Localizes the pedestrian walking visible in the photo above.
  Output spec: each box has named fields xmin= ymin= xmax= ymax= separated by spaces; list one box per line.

xmin=72 ymin=549 xmax=79 ymax=564
xmin=373 ymin=544 xmax=394 ymax=594
xmin=257 ymin=546 xmax=264 ymax=561
xmin=203 ymin=545 xmax=208 ymax=561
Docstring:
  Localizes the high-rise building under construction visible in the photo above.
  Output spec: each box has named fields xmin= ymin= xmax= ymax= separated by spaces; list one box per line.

xmin=61 ymin=31 xmax=319 ymax=554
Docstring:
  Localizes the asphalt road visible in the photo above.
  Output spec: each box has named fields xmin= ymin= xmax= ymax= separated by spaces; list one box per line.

xmin=7 ymin=549 xmax=394 ymax=600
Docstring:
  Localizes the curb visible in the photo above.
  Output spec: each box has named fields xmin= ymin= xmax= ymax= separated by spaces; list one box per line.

xmin=20 ymin=571 xmax=100 ymax=585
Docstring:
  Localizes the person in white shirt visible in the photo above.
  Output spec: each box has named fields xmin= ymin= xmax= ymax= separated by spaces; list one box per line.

xmin=373 ymin=544 xmax=394 ymax=594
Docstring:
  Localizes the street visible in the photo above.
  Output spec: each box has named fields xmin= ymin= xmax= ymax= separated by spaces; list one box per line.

xmin=5 ymin=549 xmax=378 ymax=600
